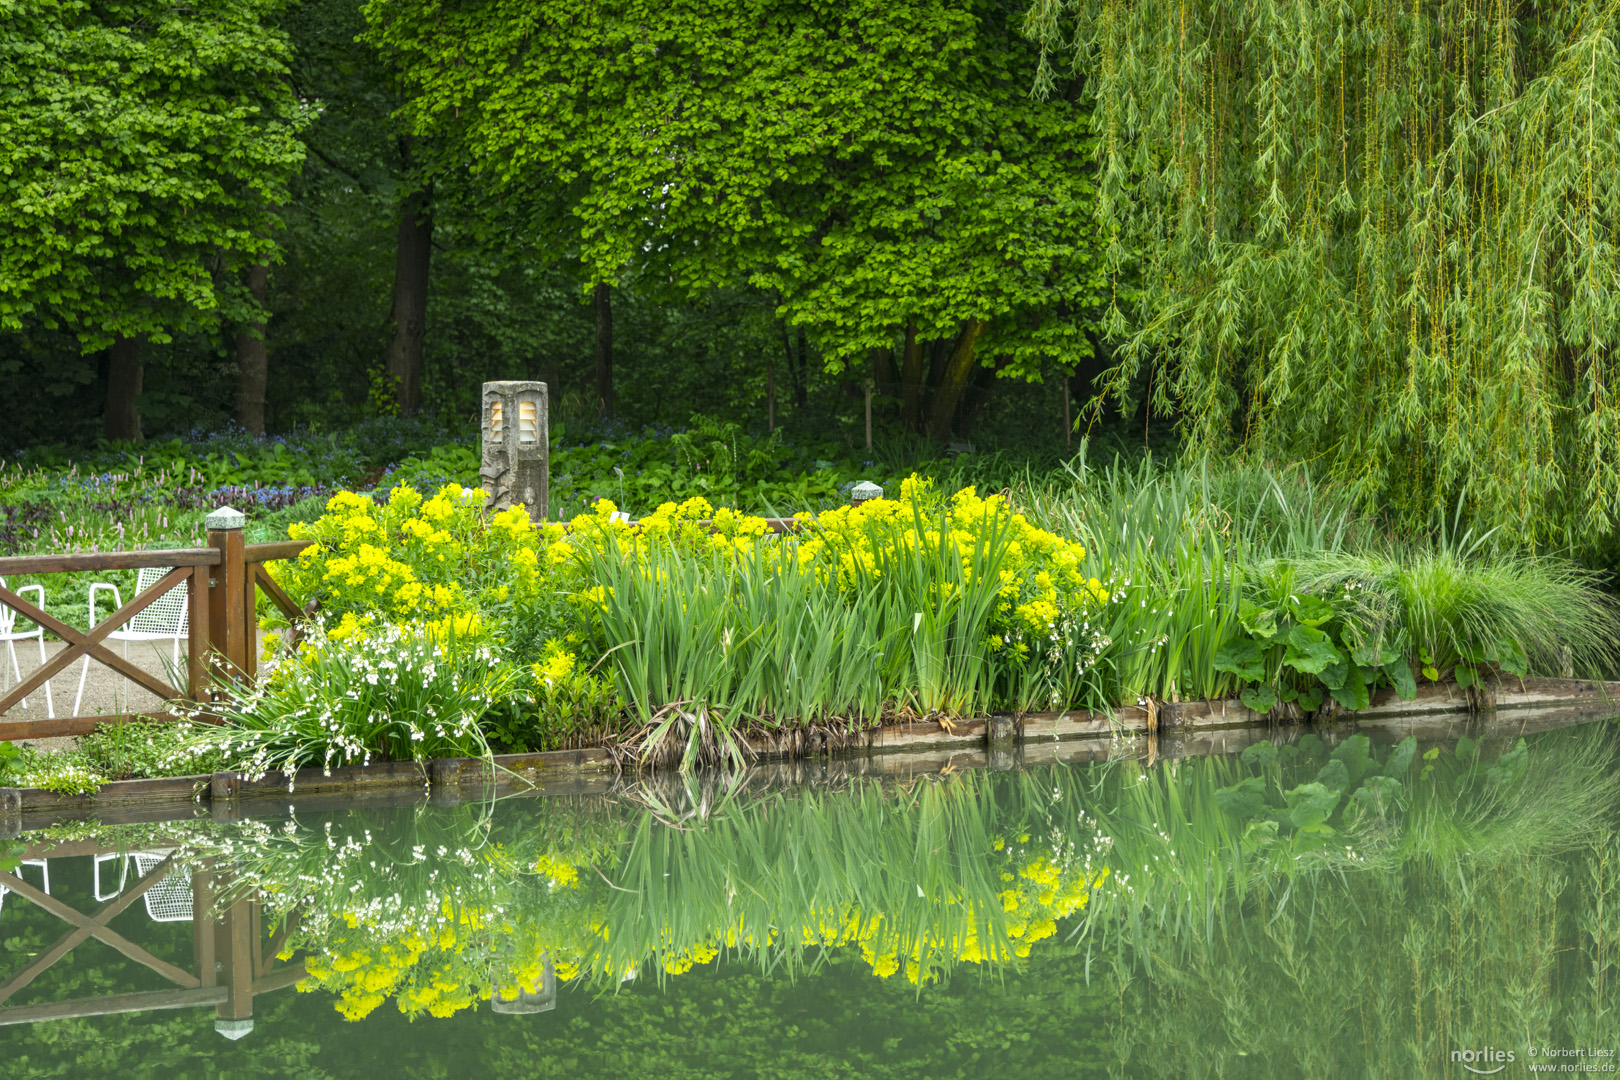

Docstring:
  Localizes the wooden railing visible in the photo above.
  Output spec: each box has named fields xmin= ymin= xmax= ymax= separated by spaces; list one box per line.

xmin=0 ymin=504 xmax=809 ymax=742
xmin=0 ymin=510 xmax=312 ymax=741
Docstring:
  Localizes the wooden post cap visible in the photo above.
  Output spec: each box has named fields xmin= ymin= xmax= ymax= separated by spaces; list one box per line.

xmin=851 ymin=481 xmax=883 ymax=505
xmin=205 ymin=507 xmax=246 ymax=531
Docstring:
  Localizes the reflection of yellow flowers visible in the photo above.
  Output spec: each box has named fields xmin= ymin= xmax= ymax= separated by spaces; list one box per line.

xmin=533 ymin=854 xmax=580 ymax=888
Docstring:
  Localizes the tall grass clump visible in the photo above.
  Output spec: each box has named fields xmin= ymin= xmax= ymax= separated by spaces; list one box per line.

xmin=586 ymin=540 xmax=892 ymax=769
xmin=1284 ymin=547 xmax=1620 ymax=682
xmin=1023 ymin=446 xmax=1620 ymax=700
xmin=585 ymin=484 xmax=1074 ymax=767
xmin=1021 ymin=450 xmax=1256 ymax=703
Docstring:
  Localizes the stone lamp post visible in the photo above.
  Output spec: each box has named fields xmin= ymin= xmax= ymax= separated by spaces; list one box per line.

xmin=481 ymin=381 xmax=548 ymax=521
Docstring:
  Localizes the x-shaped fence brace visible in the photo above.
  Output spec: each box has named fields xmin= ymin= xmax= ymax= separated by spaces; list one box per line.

xmin=0 ymin=567 xmax=203 ymax=716
xmin=0 ymin=852 xmax=307 ymax=1026
xmin=0 ymin=541 xmax=315 ymax=735
xmin=0 ymin=853 xmax=195 ymax=1011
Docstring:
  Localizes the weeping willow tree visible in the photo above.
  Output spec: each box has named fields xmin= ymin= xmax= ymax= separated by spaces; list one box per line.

xmin=1025 ymin=0 xmax=1620 ymax=550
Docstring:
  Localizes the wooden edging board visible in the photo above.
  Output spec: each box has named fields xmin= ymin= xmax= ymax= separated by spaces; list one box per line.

xmin=1 ymin=676 xmax=1613 ymax=833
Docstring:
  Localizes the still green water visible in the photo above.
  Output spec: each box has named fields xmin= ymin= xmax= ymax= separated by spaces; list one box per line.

xmin=2 ymin=721 xmax=1617 ymax=1078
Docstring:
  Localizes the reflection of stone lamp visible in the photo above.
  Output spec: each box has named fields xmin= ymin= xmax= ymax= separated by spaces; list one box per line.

xmin=481 ymin=381 xmax=549 ymax=521
xmin=491 ymin=958 xmax=557 ymax=1015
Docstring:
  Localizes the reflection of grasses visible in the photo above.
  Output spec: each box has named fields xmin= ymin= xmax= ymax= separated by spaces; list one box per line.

xmin=1073 ymin=725 xmax=1620 ymax=958
xmin=1107 ymin=827 xmax=1620 ymax=1075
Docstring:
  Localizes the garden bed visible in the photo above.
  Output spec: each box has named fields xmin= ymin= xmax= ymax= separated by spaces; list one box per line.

xmin=4 ymin=677 xmax=1611 ymax=832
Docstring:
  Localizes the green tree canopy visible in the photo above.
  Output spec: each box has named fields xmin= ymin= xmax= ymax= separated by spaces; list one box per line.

xmin=1028 ymin=0 xmax=1620 ymax=549
xmin=363 ymin=0 xmax=1106 ymax=435
xmin=0 ymin=0 xmax=306 ymax=434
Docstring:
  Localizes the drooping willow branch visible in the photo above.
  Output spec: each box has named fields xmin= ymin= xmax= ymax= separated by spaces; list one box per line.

xmin=1027 ymin=0 xmax=1620 ymax=550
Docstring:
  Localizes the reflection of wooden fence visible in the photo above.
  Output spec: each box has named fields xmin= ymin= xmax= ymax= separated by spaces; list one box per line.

xmin=0 ymin=840 xmax=303 ymax=1031
xmin=0 ymin=513 xmax=312 ymax=742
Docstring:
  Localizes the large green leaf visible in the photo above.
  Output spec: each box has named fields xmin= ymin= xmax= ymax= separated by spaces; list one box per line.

xmin=1240 ymin=741 xmax=1278 ymax=768
xmin=1313 ymin=757 xmax=1349 ymax=794
xmin=1327 ymin=662 xmax=1371 ymax=711
xmin=1239 ymin=683 xmax=1278 ymax=714
xmin=1283 ymin=782 xmax=1341 ymax=831
xmin=1288 ymin=594 xmax=1336 ymax=628
xmin=1497 ymin=638 xmax=1530 ymax=678
xmin=1238 ymin=599 xmax=1279 ymax=640
xmin=1350 ymin=638 xmax=1399 ymax=668
xmin=1213 ymin=637 xmax=1266 ymax=681
xmin=1383 ymin=657 xmax=1417 ymax=700
xmin=1382 ymin=736 xmax=1418 ymax=777
xmin=1328 ymin=734 xmax=1373 ymax=786
xmin=1348 ymin=775 xmax=1405 ymax=819
xmin=1283 ymin=624 xmax=1342 ymax=675
xmin=1215 ymin=776 xmax=1266 ymax=821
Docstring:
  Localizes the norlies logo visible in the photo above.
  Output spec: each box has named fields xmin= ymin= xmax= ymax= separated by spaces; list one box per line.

xmin=1453 ymin=1047 xmax=1517 ymax=1075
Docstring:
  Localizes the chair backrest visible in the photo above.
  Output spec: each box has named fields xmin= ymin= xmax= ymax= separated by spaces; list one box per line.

xmin=132 ymin=851 xmax=193 ymax=922
xmin=128 ymin=567 xmax=188 ymax=636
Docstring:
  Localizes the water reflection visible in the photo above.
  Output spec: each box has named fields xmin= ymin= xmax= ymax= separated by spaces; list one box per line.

xmin=1 ymin=718 xmax=1617 ymax=1077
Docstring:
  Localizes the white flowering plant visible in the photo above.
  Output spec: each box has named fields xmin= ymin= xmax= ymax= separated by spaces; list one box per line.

xmin=187 ymin=616 xmax=519 ymax=782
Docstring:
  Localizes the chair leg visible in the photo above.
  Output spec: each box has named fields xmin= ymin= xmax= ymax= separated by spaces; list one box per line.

xmin=35 ymin=634 xmax=53 ymax=719
xmin=73 ymin=653 xmax=91 ymax=717
xmin=6 ymin=641 xmax=24 ymax=710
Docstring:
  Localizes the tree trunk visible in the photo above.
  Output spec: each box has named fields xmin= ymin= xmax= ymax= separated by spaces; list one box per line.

xmin=103 ymin=335 xmax=143 ymax=442
xmin=925 ymin=337 xmax=949 ymax=391
xmin=872 ymin=346 xmax=897 ymax=388
xmin=793 ymin=326 xmax=808 ymax=408
xmin=594 ymin=281 xmax=614 ymax=417
xmin=234 ymin=263 xmax=269 ymax=435
xmin=958 ymin=357 xmax=1006 ymax=436
xmin=900 ymin=322 xmax=925 ymax=432
xmin=386 ymin=138 xmax=432 ymax=416
xmin=926 ymin=319 xmax=986 ymax=440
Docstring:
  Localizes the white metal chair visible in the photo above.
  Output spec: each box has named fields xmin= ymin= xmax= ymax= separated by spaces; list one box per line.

xmin=94 ymin=851 xmax=192 ymax=921
xmin=0 ymin=575 xmax=53 ymax=718
xmin=74 ymin=566 xmax=187 ymax=716
xmin=93 ymin=851 xmax=128 ymax=902
xmin=131 ymin=851 xmax=193 ymax=923
xmin=0 ymin=859 xmax=52 ymax=917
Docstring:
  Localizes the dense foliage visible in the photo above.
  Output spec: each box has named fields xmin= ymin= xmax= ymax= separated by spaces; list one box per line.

xmin=365 ymin=0 xmax=1105 ymax=432
xmin=0 ymin=0 xmax=306 ymax=437
xmin=145 ymin=459 xmax=1617 ymax=775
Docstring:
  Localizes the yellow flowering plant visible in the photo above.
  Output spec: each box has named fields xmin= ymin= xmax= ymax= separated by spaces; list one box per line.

xmin=272 ymin=483 xmax=572 ymax=640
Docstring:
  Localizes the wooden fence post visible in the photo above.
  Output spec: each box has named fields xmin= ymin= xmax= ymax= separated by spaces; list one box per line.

xmin=214 ymin=895 xmax=255 ymax=1040
xmin=187 ymin=565 xmax=211 ymax=705
xmin=206 ymin=507 xmax=248 ymax=685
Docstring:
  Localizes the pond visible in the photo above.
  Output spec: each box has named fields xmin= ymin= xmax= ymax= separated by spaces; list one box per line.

xmin=2 ymin=717 xmax=1618 ymax=1078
